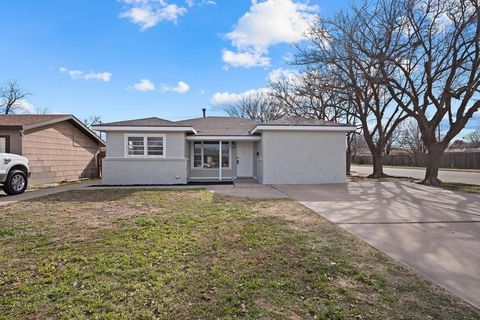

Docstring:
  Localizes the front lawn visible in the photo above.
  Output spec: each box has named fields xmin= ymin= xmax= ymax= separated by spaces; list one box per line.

xmin=0 ymin=189 xmax=477 ymax=319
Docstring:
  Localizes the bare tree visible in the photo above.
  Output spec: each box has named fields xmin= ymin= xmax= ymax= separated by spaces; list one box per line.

xmin=296 ymin=8 xmax=409 ymax=178
xmin=395 ymin=119 xmax=426 ymax=154
xmin=83 ymin=115 xmax=103 ymax=139
xmin=270 ymin=71 xmax=343 ymax=121
xmin=370 ymin=0 xmax=480 ymax=184
xmin=449 ymin=139 xmax=467 ymax=150
xmin=0 ymin=81 xmax=31 ymax=114
xmin=224 ymin=91 xmax=283 ymax=122
xmin=84 ymin=115 xmax=102 ymax=128
xmin=34 ymin=106 xmax=50 ymax=115
xmin=464 ymin=129 xmax=480 ymax=148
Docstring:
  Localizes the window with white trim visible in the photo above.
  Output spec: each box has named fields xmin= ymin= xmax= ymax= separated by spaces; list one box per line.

xmin=192 ymin=141 xmax=230 ymax=169
xmin=147 ymin=137 xmax=164 ymax=156
xmin=126 ymin=135 xmax=165 ymax=157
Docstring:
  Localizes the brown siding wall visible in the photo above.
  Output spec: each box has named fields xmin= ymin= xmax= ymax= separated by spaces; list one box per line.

xmin=0 ymin=129 xmax=22 ymax=155
xmin=23 ymin=121 xmax=100 ymax=185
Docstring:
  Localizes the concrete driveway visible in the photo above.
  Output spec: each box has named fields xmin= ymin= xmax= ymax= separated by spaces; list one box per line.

xmin=275 ymin=181 xmax=480 ymax=309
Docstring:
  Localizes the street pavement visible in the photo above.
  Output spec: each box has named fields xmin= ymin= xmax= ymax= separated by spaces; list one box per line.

xmin=352 ymin=165 xmax=480 ymax=184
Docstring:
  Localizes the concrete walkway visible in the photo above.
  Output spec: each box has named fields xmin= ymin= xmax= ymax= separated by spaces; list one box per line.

xmin=211 ymin=178 xmax=287 ymax=198
xmin=276 ymin=181 xmax=480 ymax=309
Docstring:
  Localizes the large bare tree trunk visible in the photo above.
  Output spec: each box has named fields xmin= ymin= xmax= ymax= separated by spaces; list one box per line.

xmin=369 ymin=150 xmax=386 ymax=178
xmin=423 ymin=142 xmax=445 ymax=185
xmin=346 ymin=146 xmax=352 ymax=176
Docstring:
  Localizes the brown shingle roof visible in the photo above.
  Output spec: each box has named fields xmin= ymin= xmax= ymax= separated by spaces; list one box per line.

xmin=176 ymin=117 xmax=258 ymax=136
xmin=99 ymin=117 xmax=185 ymax=127
xmin=0 ymin=114 xmax=104 ymax=145
xmin=0 ymin=114 xmax=69 ymax=127
xmin=96 ymin=115 xmax=353 ymax=135
xmin=262 ymin=116 xmax=351 ymax=127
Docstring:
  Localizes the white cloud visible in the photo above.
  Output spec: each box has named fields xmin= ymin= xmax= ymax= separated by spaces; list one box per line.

xmin=60 ymin=67 xmax=112 ymax=82
xmin=267 ymin=68 xmax=299 ymax=83
xmin=210 ymin=88 xmax=270 ymax=107
xmin=282 ymin=51 xmax=294 ymax=62
xmin=132 ymin=79 xmax=155 ymax=92
xmin=222 ymin=50 xmax=270 ymax=68
xmin=119 ymin=0 xmax=187 ymax=30
xmin=161 ymin=81 xmax=190 ymax=93
xmin=13 ymin=99 xmax=35 ymax=113
xmin=222 ymin=0 xmax=318 ymax=68
xmin=186 ymin=0 xmax=216 ymax=7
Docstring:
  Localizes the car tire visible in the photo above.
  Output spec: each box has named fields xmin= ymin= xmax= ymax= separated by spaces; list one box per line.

xmin=3 ymin=170 xmax=28 ymax=195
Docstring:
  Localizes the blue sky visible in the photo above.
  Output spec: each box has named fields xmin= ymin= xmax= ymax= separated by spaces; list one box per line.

xmin=0 ymin=0 xmax=477 ymax=136
xmin=0 ymin=0 xmax=347 ymax=123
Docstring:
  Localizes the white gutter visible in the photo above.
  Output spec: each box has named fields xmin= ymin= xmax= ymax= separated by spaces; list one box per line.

xmin=250 ymin=125 xmax=358 ymax=134
xmin=186 ymin=135 xmax=261 ymax=141
xmin=93 ymin=126 xmax=197 ymax=134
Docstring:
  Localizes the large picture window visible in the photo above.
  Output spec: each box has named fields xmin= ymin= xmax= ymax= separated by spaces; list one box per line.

xmin=193 ymin=141 xmax=230 ymax=169
xmin=126 ymin=135 xmax=165 ymax=157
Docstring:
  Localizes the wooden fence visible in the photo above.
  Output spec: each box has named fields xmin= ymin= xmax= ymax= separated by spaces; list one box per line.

xmin=352 ymin=152 xmax=480 ymax=170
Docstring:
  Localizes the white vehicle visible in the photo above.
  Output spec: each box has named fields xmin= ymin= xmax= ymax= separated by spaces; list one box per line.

xmin=0 ymin=153 xmax=30 ymax=195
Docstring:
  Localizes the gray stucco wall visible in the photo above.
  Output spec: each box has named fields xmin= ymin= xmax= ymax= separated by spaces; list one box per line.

xmin=261 ymin=131 xmax=347 ymax=184
xmin=102 ymin=158 xmax=187 ymax=185
xmin=102 ymin=131 xmax=187 ymax=185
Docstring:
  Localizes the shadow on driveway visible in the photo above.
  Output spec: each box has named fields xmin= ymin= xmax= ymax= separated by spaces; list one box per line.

xmin=275 ymin=181 xmax=480 ymax=309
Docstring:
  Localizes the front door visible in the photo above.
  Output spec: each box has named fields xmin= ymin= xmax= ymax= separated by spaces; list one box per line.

xmin=236 ymin=141 xmax=253 ymax=177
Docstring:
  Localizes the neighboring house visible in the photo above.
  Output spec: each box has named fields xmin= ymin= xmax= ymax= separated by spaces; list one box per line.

xmin=0 ymin=114 xmax=105 ymax=185
xmin=93 ymin=115 xmax=356 ymax=185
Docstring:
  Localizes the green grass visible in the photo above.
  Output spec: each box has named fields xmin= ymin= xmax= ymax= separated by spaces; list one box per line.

xmin=440 ymin=182 xmax=480 ymax=194
xmin=0 ymin=189 xmax=477 ymax=319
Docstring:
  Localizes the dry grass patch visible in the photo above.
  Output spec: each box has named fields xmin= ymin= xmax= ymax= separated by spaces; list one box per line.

xmin=439 ymin=182 xmax=480 ymax=194
xmin=0 ymin=189 xmax=478 ymax=319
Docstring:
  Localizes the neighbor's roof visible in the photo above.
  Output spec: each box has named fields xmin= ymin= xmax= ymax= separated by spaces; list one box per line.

xmin=0 ymin=114 xmax=69 ymax=127
xmin=0 ymin=114 xmax=105 ymax=145
xmin=176 ymin=117 xmax=258 ymax=136
xmin=261 ymin=116 xmax=353 ymax=127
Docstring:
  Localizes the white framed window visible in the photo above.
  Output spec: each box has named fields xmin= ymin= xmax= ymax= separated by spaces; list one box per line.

xmin=192 ymin=141 xmax=230 ymax=169
xmin=125 ymin=134 xmax=166 ymax=158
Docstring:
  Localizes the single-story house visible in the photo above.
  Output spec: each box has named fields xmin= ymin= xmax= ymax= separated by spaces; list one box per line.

xmin=93 ymin=115 xmax=356 ymax=185
xmin=0 ymin=114 xmax=105 ymax=185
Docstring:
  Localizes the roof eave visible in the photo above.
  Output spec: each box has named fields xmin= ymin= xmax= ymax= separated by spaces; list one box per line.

xmin=186 ymin=135 xmax=261 ymax=141
xmin=250 ymin=125 xmax=358 ymax=134
xmin=93 ymin=125 xmax=197 ymax=134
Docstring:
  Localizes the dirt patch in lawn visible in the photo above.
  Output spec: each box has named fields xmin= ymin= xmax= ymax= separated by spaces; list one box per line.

xmin=0 ymin=189 xmax=478 ymax=319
